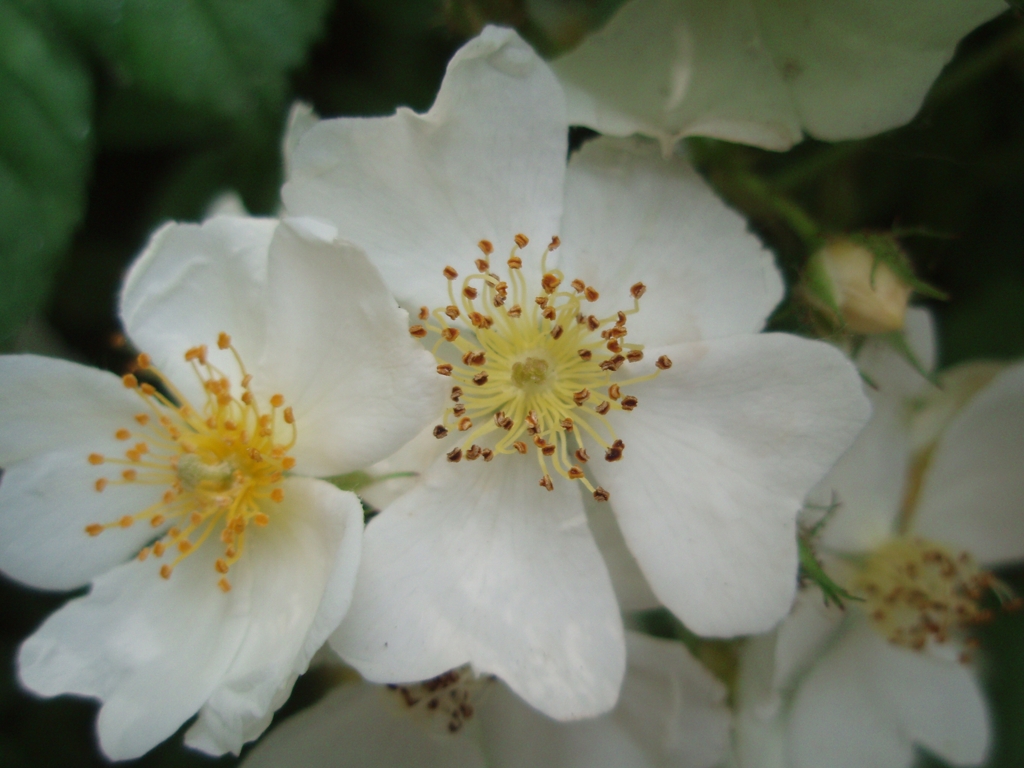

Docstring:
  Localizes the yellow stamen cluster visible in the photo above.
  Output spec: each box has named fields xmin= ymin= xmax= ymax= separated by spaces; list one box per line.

xmin=853 ymin=537 xmax=1019 ymax=657
xmin=85 ymin=333 xmax=297 ymax=590
xmin=410 ymin=234 xmax=670 ymax=500
xmin=385 ymin=666 xmax=491 ymax=735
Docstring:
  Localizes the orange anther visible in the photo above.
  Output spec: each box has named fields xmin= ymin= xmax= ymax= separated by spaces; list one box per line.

xmin=168 ymin=527 xmax=181 ymax=538
xmin=573 ymin=389 xmax=590 ymax=405
xmin=507 ymin=304 xmax=522 ymax=318
xmin=215 ymin=559 xmax=229 ymax=574
xmin=433 ymin=425 xmax=449 ymax=439
xmin=593 ymin=487 xmax=610 ymax=502
xmin=255 ymin=513 xmax=270 ymax=526
xmin=118 ymin=515 xmax=133 ymax=528
xmin=150 ymin=514 xmax=165 ymax=528
xmin=249 ymin=448 xmax=263 ymax=463
xmin=283 ymin=406 xmax=295 ymax=425
xmin=135 ymin=442 xmax=148 ymax=454
xmin=281 ymin=457 xmax=296 ymax=470
xmin=419 ymin=306 xmax=429 ymax=320
xmin=608 ymin=384 xmax=621 ymax=400
xmin=630 ymin=282 xmax=647 ymax=300
xmin=539 ymin=475 xmax=554 ymax=491
xmin=447 ymin=447 xmax=462 ymax=463
xmin=626 ymin=350 xmax=643 ymax=363
xmin=138 ymin=548 xmax=150 ymax=561
xmin=475 ymin=258 xmax=490 ymax=272
xmin=443 ymin=266 xmax=459 ymax=280
xmin=85 ymin=524 xmax=104 ymax=537
xmin=458 ymin=417 xmax=473 ymax=432
xmin=478 ymin=240 xmax=494 ymax=255
xmin=586 ymin=315 xmax=600 ymax=331
xmin=621 ymin=396 xmax=639 ymax=411
xmin=153 ymin=541 xmax=166 ymax=557
xmin=442 ymin=327 xmax=460 ymax=342
xmin=655 ymin=355 xmax=673 ymax=370
xmin=512 ymin=441 xmax=527 ymax=454
xmin=269 ymin=394 xmax=284 ymax=408
xmin=551 ymin=325 xmax=564 ymax=340
xmin=514 ymin=234 xmax=529 ymax=249
xmin=567 ymin=466 xmax=585 ymax=480
xmin=136 ymin=353 xmax=151 ymax=370
xmin=463 ymin=286 xmax=478 ymax=300
xmin=160 ymin=564 xmax=173 ymax=579
xmin=88 ymin=453 xmax=104 ymax=465
xmin=481 ymin=448 xmax=494 ymax=461
xmin=122 ymin=373 xmax=138 ymax=389
xmin=126 ymin=449 xmax=141 ymax=462
xmin=507 ymin=255 xmax=523 ymax=269
xmin=94 ymin=478 xmax=107 ymax=492
xmin=571 ymin=279 xmax=586 ymax=293
xmin=584 ymin=286 xmax=599 ymax=302
xmin=472 ymin=372 xmax=489 ymax=386
xmin=140 ymin=383 xmax=156 ymax=395
xmin=218 ymin=578 xmax=232 ymax=592
xmin=541 ymin=273 xmax=561 ymax=294
xmin=241 ymin=391 xmax=254 ymax=405
xmin=214 ymin=332 xmax=231 ymax=350
xmin=134 ymin=413 xmax=150 ymax=425
xmin=445 ymin=305 xmax=460 ymax=320
xmin=177 ymin=540 xmax=193 ymax=553
xmin=595 ymin=401 xmax=611 ymax=415
xmin=409 ymin=325 xmax=428 ymax=338
xmin=549 ymin=235 xmax=561 ymax=250
xmin=578 ymin=349 xmax=592 ymax=361
xmin=575 ymin=447 xmax=590 ymax=463
xmin=542 ymin=307 xmax=556 ymax=322
xmin=560 ymin=418 xmax=573 ymax=431
xmin=271 ymin=488 xmax=284 ymax=503
xmin=241 ymin=374 xmax=253 ymax=388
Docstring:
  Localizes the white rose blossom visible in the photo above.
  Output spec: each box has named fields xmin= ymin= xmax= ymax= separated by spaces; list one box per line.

xmin=242 ymin=632 xmax=731 ymax=768
xmin=0 ymin=215 xmax=442 ymax=759
xmin=551 ymin=0 xmax=1007 ymax=152
xmin=732 ymin=310 xmax=1024 ymax=768
xmin=281 ymin=25 xmax=870 ymax=721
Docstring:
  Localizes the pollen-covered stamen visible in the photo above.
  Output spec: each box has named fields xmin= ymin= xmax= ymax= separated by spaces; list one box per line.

xmin=416 ymin=236 xmax=670 ymax=498
xmin=84 ymin=337 xmax=298 ymax=587
xmin=852 ymin=537 xmax=1020 ymax=655
xmin=385 ymin=666 xmax=493 ymax=736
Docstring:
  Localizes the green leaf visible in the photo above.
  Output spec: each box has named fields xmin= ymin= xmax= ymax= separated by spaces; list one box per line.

xmin=0 ymin=1 xmax=92 ymax=343
xmin=50 ymin=0 xmax=332 ymax=145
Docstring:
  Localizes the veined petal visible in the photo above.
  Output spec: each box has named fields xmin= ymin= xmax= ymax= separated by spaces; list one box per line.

xmin=257 ymin=218 xmax=443 ymax=477
xmin=592 ymin=334 xmax=869 ymax=635
xmin=184 ymin=477 xmax=364 ymax=756
xmin=912 ymin=362 xmax=1024 ymax=566
xmin=18 ymin=540 xmax=252 ymax=761
xmin=585 ymin=493 xmax=660 ymax=612
xmin=558 ymin=137 xmax=782 ymax=346
xmin=282 ymin=26 xmax=567 ymax=309
xmin=120 ymin=216 xmax=277 ymax=406
xmin=240 ymin=681 xmax=487 ymax=768
xmin=331 ymin=454 xmax=625 ymax=720
xmin=553 ymin=0 xmax=1005 ymax=150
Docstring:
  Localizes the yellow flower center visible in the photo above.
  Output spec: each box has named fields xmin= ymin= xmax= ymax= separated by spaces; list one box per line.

xmin=852 ymin=537 xmax=1016 ymax=656
xmin=385 ymin=666 xmax=491 ymax=736
xmin=85 ymin=333 xmax=296 ymax=591
xmin=408 ymin=234 xmax=671 ymax=501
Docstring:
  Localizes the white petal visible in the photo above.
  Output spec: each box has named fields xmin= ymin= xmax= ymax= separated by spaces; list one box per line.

xmin=866 ymin=627 xmax=990 ymax=766
xmin=241 ymin=681 xmax=487 ymax=768
xmin=856 ymin=307 xmax=937 ymax=396
xmin=282 ymin=26 xmax=567 ymax=309
xmin=913 ymin=362 xmax=1024 ymax=566
xmin=615 ymin=632 xmax=731 ymax=768
xmin=255 ymin=218 xmax=444 ymax=477
xmin=331 ymin=454 xmax=625 ymax=720
xmin=18 ymin=540 xmax=252 ymax=760
xmin=788 ymin=623 xmax=914 ymax=768
xmin=358 ymin=423 xmax=447 ymax=511
xmin=120 ymin=216 xmax=278 ymax=406
xmin=586 ymin=493 xmax=660 ymax=612
xmin=592 ymin=334 xmax=869 ymax=635
xmin=0 ymin=357 xmax=172 ymax=588
xmin=283 ymin=101 xmax=319 ymax=180
xmin=553 ymin=0 xmax=1005 ymax=150
xmin=184 ymin=477 xmax=364 ymax=755
xmin=558 ymin=137 xmax=782 ymax=346
xmin=480 ymin=682 xmax=650 ymax=768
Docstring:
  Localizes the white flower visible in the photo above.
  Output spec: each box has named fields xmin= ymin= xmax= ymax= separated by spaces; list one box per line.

xmin=732 ymin=309 xmax=1024 ymax=768
xmin=241 ymin=632 xmax=731 ymax=768
xmin=282 ymin=27 xmax=869 ymax=720
xmin=550 ymin=0 xmax=1006 ymax=152
xmin=0 ymin=216 xmax=441 ymax=759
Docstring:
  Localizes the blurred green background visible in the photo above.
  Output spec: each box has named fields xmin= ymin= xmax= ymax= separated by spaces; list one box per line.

xmin=1 ymin=1 xmax=1022 ymax=766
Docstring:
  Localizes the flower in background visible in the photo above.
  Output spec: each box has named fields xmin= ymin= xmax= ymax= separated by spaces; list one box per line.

xmin=551 ymin=0 xmax=1006 ymax=152
xmin=242 ymin=632 xmax=731 ymax=768
xmin=0 ymin=216 xmax=441 ymax=759
xmin=732 ymin=310 xmax=1024 ymax=768
xmin=283 ymin=26 xmax=869 ymax=720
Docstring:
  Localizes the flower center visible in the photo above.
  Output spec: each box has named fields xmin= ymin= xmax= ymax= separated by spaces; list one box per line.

xmin=408 ymin=234 xmax=671 ymax=501
xmin=385 ymin=666 xmax=491 ymax=735
xmin=84 ymin=333 xmax=296 ymax=591
xmin=852 ymin=537 xmax=1016 ymax=655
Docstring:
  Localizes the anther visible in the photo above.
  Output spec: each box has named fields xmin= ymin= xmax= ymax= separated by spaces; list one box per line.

xmin=608 ymin=384 xmax=621 ymax=400
xmin=512 ymin=441 xmax=527 ymax=454
xmin=535 ymin=296 xmax=548 ymax=307
xmin=541 ymin=444 xmax=556 ymax=456
xmin=271 ymin=489 xmax=285 ymax=503
xmin=137 ymin=353 xmax=153 ymax=370
xmin=465 ymin=445 xmax=482 ymax=461
xmin=481 ymin=449 xmax=494 ymax=461
xmin=443 ymin=266 xmax=459 ymax=280
xmin=218 ymin=578 xmax=232 ymax=593
xmin=630 ymin=282 xmax=647 ymax=299
xmin=451 ymin=386 xmax=464 ymax=401
xmin=442 ymin=327 xmax=460 ymax=341
xmin=85 ymin=524 xmax=103 ymax=536
xmin=472 ymin=372 xmax=489 ymax=386
xmin=507 ymin=305 xmax=522 ymax=318
xmin=560 ymin=418 xmax=573 ymax=431
xmin=151 ymin=515 xmax=165 ymax=528
xmin=578 ymin=349 xmax=592 ymax=361
xmin=122 ymin=373 xmax=138 ymax=389
xmin=433 ymin=425 xmax=449 ymax=439
xmin=541 ymin=273 xmax=561 ymax=294
xmin=514 ymin=234 xmax=529 ymax=248
xmin=88 ymin=453 xmax=104 ymax=465
xmin=571 ymin=279 xmax=586 ymax=293
xmin=282 ymin=407 xmax=294 ymax=425
xmin=574 ymin=447 xmax=590 ymax=463
xmin=463 ymin=286 xmax=478 ymax=300
xmin=254 ymin=513 xmax=270 ymax=526
xmin=160 ymin=564 xmax=173 ymax=579
xmin=508 ymin=256 xmax=522 ymax=270
xmin=419 ymin=306 xmax=429 ymax=320
xmin=217 ymin=332 xmax=231 ymax=349
xmin=447 ymin=447 xmax=463 ymax=463
xmin=177 ymin=540 xmax=193 ymax=553
xmin=655 ymin=355 xmax=673 ymax=370
xmin=626 ymin=350 xmax=643 ymax=363
xmin=134 ymin=413 xmax=149 ymax=425
xmin=549 ymin=235 xmax=561 ymax=250
xmin=138 ymin=548 xmax=150 ymax=561
xmin=458 ymin=417 xmax=473 ymax=431
xmin=445 ymin=305 xmax=461 ymax=320
xmin=584 ymin=287 xmax=599 ymax=302
xmin=478 ymin=240 xmax=494 ymax=255
xmin=539 ymin=475 xmax=554 ymax=491
xmin=115 ymin=428 xmax=131 ymax=440
xmin=492 ymin=295 xmax=506 ymax=308
xmin=282 ymin=457 xmax=296 ymax=470
xmin=122 ymin=469 xmax=137 ymax=481
xmin=573 ymin=388 xmax=590 ymax=405
xmin=437 ymin=363 xmax=453 ymax=376
xmin=595 ymin=401 xmax=610 ymax=415
xmin=621 ymin=396 xmax=639 ymax=411
xmin=409 ymin=325 xmax=428 ymax=338
xmin=586 ymin=315 xmax=600 ymax=331
xmin=153 ymin=541 xmax=166 ymax=556
xmin=462 ymin=350 xmax=486 ymax=366
xmin=540 ymin=307 xmax=555 ymax=322
xmin=593 ymin=487 xmax=610 ymax=502
xmin=453 ymin=403 xmax=466 ymax=417
xmin=551 ymin=325 xmax=564 ymax=340
xmin=215 ymin=559 xmax=229 ymax=574
xmin=141 ymin=382 xmax=156 ymax=395
xmin=605 ymin=440 xmax=625 ymax=462
xmin=600 ymin=355 xmax=626 ymax=372
xmin=242 ymin=392 xmax=254 ymax=405
xmin=607 ymin=340 xmax=622 ymax=353
xmin=567 ymin=466 xmax=585 ymax=480
xmin=249 ymin=448 xmax=263 ymax=462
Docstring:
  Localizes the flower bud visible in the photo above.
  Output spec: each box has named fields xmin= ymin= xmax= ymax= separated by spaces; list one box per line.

xmin=805 ymin=239 xmax=913 ymax=334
